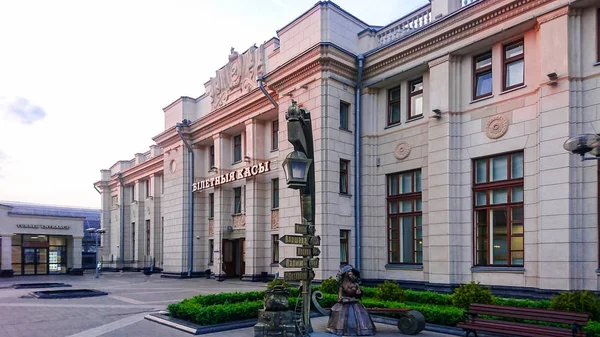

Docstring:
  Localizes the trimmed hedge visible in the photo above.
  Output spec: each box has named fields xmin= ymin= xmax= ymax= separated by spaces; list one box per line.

xmin=167 ymin=286 xmax=600 ymax=336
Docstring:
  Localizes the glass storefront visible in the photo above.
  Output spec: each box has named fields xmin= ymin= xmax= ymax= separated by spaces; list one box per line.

xmin=12 ymin=234 xmax=68 ymax=276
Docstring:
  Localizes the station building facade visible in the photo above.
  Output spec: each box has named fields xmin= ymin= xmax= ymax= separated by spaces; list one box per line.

xmin=0 ymin=201 xmax=101 ymax=277
xmin=95 ymin=0 xmax=600 ymax=291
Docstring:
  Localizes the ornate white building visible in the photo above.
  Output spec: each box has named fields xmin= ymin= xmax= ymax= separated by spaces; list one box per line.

xmin=95 ymin=0 xmax=600 ymax=292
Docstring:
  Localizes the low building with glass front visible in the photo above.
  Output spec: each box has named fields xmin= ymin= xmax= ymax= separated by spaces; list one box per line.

xmin=0 ymin=201 xmax=101 ymax=277
xmin=95 ymin=0 xmax=600 ymax=293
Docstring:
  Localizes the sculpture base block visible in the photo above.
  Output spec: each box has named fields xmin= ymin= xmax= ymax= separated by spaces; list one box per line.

xmin=257 ymin=309 xmax=295 ymax=326
xmin=253 ymin=322 xmax=297 ymax=337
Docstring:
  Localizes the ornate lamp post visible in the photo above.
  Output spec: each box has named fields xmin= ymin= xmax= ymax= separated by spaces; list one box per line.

xmin=282 ymin=100 xmax=317 ymax=335
xmin=86 ymin=228 xmax=106 ymax=278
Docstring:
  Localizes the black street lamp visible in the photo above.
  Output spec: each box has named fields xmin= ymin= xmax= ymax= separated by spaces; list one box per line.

xmin=282 ymin=151 xmax=312 ymax=189
xmin=283 ymin=100 xmax=317 ymax=334
xmin=563 ymin=134 xmax=600 ymax=160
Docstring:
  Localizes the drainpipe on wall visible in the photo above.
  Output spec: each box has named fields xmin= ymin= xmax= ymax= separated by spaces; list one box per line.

xmin=354 ymin=55 xmax=364 ymax=271
xmin=258 ymin=76 xmax=278 ymax=109
xmin=117 ymin=173 xmax=125 ymax=270
xmin=176 ymin=119 xmax=194 ymax=278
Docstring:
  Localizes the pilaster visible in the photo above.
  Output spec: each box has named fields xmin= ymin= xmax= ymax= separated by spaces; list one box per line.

xmin=0 ymin=235 xmax=13 ymax=277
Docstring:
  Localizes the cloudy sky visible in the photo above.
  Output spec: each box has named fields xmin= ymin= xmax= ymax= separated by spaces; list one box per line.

xmin=0 ymin=0 xmax=427 ymax=208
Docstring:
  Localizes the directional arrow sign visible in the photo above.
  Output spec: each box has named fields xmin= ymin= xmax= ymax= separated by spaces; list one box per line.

xmin=279 ymin=235 xmax=321 ymax=246
xmin=280 ymin=258 xmax=319 ymax=269
xmin=295 ymin=223 xmax=315 ymax=235
xmin=284 ymin=270 xmax=315 ymax=282
xmin=296 ymin=247 xmax=321 ymax=257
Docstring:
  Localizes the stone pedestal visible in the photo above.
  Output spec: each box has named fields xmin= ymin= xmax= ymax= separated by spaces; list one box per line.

xmin=254 ymin=310 xmax=296 ymax=337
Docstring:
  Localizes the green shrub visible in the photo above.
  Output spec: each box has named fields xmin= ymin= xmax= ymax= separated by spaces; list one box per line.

xmin=267 ymin=279 xmax=291 ymax=290
xmin=405 ymin=290 xmax=452 ymax=306
xmin=585 ymin=320 xmax=600 ymax=337
xmin=450 ymin=281 xmax=494 ymax=310
xmin=495 ymin=297 xmax=551 ymax=309
xmin=550 ymin=291 xmax=600 ymax=321
xmin=375 ymin=280 xmax=404 ymax=302
xmin=319 ymin=277 xmax=339 ymax=294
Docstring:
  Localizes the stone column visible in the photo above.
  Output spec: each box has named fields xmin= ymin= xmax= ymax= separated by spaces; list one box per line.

xmin=0 ymin=235 xmax=13 ymax=277
xmin=98 ymin=169 xmax=112 ymax=264
xmin=212 ymin=133 xmax=226 ymax=280
xmin=70 ymin=236 xmax=84 ymax=275
xmin=426 ymin=54 xmax=465 ymax=285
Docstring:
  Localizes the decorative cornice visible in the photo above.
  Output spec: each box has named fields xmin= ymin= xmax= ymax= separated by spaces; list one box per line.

xmin=109 ymin=156 xmax=164 ymax=187
xmin=537 ymin=6 xmax=569 ymax=24
xmin=428 ymin=54 xmax=451 ymax=68
xmin=364 ymin=0 xmax=552 ymax=80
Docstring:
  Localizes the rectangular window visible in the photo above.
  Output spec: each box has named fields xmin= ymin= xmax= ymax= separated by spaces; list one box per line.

xmin=272 ymin=120 xmax=279 ymax=151
xmin=130 ymin=185 xmax=135 ymax=202
xmin=145 ymin=180 xmax=150 ymax=198
xmin=272 ymin=179 xmax=279 ymax=209
xmin=233 ymin=135 xmax=242 ymax=163
xmin=209 ymin=193 xmax=214 ymax=218
xmin=132 ymin=223 xmax=135 ymax=262
xmin=272 ymin=235 xmax=279 ymax=263
xmin=503 ymin=40 xmax=524 ymax=91
xmin=388 ymin=87 xmax=401 ymax=126
xmin=387 ymin=170 xmax=422 ymax=264
xmin=146 ymin=220 xmax=151 ymax=256
xmin=340 ymin=101 xmax=350 ymax=130
xmin=408 ymin=78 xmax=423 ymax=119
xmin=234 ymin=187 xmax=242 ymax=214
xmin=473 ymin=152 xmax=524 ymax=267
xmin=209 ymin=239 xmax=214 ymax=264
xmin=340 ymin=230 xmax=349 ymax=265
xmin=340 ymin=159 xmax=349 ymax=194
xmin=473 ymin=52 xmax=492 ymax=99
xmin=597 ymin=9 xmax=600 ymax=63
xmin=209 ymin=145 xmax=215 ymax=168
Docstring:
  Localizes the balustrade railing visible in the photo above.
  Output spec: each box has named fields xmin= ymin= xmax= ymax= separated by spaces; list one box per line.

xmin=462 ymin=0 xmax=477 ymax=7
xmin=377 ymin=5 xmax=432 ymax=45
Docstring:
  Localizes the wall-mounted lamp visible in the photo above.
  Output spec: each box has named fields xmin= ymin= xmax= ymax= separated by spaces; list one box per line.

xmin=227 ymin=225 xmax=233 ymax=232
xmin=547 ymin=72 xmax=558 ymax=85
xmin=244 ymin=156 xmax=251 ymax=163
xmin=430 ymin=109 xmax=442 ymax=119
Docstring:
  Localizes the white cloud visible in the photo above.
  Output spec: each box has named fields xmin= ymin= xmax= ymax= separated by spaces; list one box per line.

xmin=0 ymin=96 xmax=46 ymax=124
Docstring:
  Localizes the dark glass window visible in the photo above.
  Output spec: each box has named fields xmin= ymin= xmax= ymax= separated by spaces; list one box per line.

xmin=340 ymin=101 xmax=350 ymax=130
xmin=209 ymin=193 xmax=214 ymax=218
xmin=473 ymin=52 xmax=492 ymax=99
xmin=340 ymin=160 xmax=349 ymax=194
xmin=388 ymin=87 xmax=401 ymax=126
xmin=209 ymin=239 xmax=214 ymax=264
xmin=387 ymin=170 xmax=422 ymax=264
xmin=272 ymin=120 xmax=279 ymax=151
xmin=473 ymin=152 xmax=524 ymax=267
xmin=233 ymin=135 xmax=242 ymax=163
xmin=209 ymin=145 xmax=215 ymax=168
xmin=272 ymin=179 xmax=279 ymax=208
xmin=234 ymin=187 xmax=242 ymax=214
xmin=272 ymin=235 xmax=279 ymax=263
xmin=503 ymin=40 xmax=524 ymax=90
xmin=408 ymin=78 xmax=423 ymax=119
xmin=146 ymin=220 xmax=151 ymax=256
xmin=340 ymin=230 xmax=349 ymax=265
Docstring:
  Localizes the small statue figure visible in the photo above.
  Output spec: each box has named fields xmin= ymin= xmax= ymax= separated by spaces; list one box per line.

xmin=326 ymin=265 xmax=376 ymax=336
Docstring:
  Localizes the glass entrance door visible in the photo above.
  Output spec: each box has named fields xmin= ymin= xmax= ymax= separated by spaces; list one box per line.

xmin=23 ymin=248 xmax=48 ymax=275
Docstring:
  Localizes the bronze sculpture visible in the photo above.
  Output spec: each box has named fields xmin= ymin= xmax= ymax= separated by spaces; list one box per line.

xmin=326 ymin=265 xmax=376 ymax=336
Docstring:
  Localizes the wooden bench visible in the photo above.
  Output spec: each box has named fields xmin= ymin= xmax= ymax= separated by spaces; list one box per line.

xmin=457 ymin=303 xmax=589 ymax=337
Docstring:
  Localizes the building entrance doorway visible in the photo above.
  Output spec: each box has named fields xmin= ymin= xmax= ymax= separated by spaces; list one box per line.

xmin=23 ymin=247 xmax=48 ymax=275
xmin=222 ymin=238 xmax=245 ymax=279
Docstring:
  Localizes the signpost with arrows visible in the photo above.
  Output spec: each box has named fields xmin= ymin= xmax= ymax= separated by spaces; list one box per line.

xmin=280 ymin=223 xmax=321 ymax=283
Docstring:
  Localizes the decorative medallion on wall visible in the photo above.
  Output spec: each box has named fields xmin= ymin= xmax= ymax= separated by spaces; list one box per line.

xmin=233 ymin=214 xmax=246 ymax=229
xmin=208 ymin=219 xmax=214 ymax=236
xmin=271 ymin=209 xmax=279 ymax=230
xmin=394 ymin=141 xmax=412 ymax=160
xmin=485 ymin=115 xmax=509 ymax=139
xmin=169 ymin=160 xmax=177 ymax=174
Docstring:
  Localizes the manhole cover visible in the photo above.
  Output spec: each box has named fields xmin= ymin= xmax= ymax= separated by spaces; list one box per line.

xmin=30 ymin=289 xmax=108 ymax=299
xmin=13 ymin=283 xmax=71 ymax=289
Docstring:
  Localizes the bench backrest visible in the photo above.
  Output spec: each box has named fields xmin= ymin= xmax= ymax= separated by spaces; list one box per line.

xmin=468 ymin=303 xmax=589 ymax=326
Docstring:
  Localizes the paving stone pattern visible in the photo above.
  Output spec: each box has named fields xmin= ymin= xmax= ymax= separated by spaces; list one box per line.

xmin=0 ymin=272 xmax=452 ymax=337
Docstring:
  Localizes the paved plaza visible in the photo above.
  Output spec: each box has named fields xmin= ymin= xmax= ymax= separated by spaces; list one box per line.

xmin=0 ymin=272 xmax=451 ymax=337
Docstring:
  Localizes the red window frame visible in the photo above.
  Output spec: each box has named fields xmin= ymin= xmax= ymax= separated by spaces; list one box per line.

xmin=502 ymin=40 xmax=525 ymax=91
